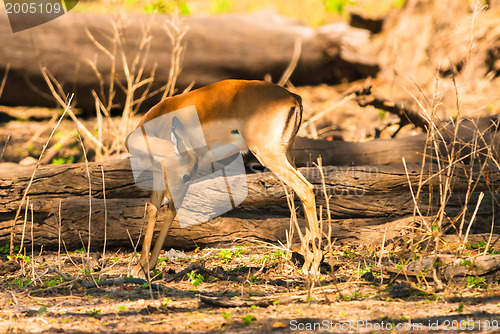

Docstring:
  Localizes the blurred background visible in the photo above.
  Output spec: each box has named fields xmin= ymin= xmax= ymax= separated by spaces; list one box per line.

xmin=72 ymin=0 xmax=402 ymax=25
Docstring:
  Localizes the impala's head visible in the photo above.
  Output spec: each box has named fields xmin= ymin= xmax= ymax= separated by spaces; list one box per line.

xmin=126 ymin=115 xmax=199 ymax=191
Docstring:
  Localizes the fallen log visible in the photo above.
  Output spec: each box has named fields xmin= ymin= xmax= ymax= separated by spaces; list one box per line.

xmin=1 ymin=191 xmax=498 ymax=250
xmin=2 ymin=159 xmax=499 ymax=204
xmin=0 ymin=12 xmax=379 ymax=112
xmin=0 ymin=158 xmax=499 ymax=249
xmin=293 ymin=113 xmax=500 ymax=166
xmin=0 ymin=198 xmax=433 ymax=251
xmin=1 ymin=110 xmax=499 ymax=250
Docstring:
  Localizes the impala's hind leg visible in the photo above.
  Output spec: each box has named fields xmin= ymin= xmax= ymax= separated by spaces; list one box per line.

xmin=251 ymin=149 xmax=322 ymax=276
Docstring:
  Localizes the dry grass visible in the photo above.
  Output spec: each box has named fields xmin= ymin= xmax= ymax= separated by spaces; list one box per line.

xmin=8 ymin=96 xmax=74 ymax=259
xmin=6 ymin=10 xmax=189 ymax=283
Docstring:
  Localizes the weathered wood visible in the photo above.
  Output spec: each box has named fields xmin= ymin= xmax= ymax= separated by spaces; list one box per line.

xmin=0 ymin=199 xmax=427 ymax=250
xmin=0 ymin=157 xmax=499 ymax=249
xmin=0 ymin=12 xmax=379 ymax=112
xmin=292 ymin=135 xmax=427 ymax=166
xmin=406 ymin=254 xmax=500 ymax=279
xmin=2 ymin=158 xmax=499 ymax=204
xmin=2 ymin=192 xmax=498 ymax=247
xmin=1 ymin=113 xmax=499 ymax=250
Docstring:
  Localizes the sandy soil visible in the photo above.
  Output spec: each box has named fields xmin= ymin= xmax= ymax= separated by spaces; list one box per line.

xmin=0 ymin=244 xmax=499 ymax=334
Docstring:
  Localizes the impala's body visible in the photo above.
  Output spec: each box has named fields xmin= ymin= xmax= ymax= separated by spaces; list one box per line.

xmin=137 ymin=80 xmax=301 ymax=154
xmin=126 ymin=80 xmax=321 ymax=278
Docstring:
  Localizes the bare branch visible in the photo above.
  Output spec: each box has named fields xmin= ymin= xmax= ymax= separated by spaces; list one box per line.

xmin=162 ymin=12 xmax=189 ymax=99
xmin=278 ymin=38 xmax=302 ymax=87
xmin=354 ymin=85 xmax=430 ymax=131
xmin=0 ymin=63 xmax=10 ymax=99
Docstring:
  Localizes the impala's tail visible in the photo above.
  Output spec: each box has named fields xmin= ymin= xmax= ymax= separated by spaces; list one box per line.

xmin=281 ymin=93 xmax=303 ymax=149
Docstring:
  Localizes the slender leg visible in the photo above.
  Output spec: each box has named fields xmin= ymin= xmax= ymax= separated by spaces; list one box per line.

xmin=146 ymin=159 xmax=192 ymax=270
xmin=131 ymin=166 xmax=168 ymax=279
xmin=254 ymin=151 xmax=322 ymax=276
xmin=132 ymin=163 xmax=190 ymax=278
xmin=131 ymin=187 xmax=164 ymax=279
xmin=146 ymin=186 xmax=179 ymax=270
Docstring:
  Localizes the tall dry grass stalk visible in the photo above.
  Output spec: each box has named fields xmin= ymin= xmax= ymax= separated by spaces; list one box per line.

xmin=9 ymin=95 xmax=74 ymax=258
xmin=86 ymin=15 xmax=157 ymax=158
xmin=76 ymin=130 xmax=93 ymax=274
xmin=0 ymin=134 xmax=10 ymax=163
xmin=162 ymin=11 xmax=189 ymax=99
xmin=0 ymin=65 xmax=11 ymax=162
xmin=30 ymin=203 xmax=35 ymax=282
xmin=401 ymin=85 xmax=499 ymax=291
xmin=315 ymin=157 xmax=346 ymax=299
xmin=18 ymin=197 xmax=29 ymax=256
xmin=100 ymin=166 xmax=108 ymax=271
xmin=277 ymin=37 xmax=302 ymax=87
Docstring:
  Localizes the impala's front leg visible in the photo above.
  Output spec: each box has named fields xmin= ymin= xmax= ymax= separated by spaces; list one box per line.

xmin=146 ymin=181 xmax=189 ymax=270
xmin=132 ymin=188 xmax=164 ymax=279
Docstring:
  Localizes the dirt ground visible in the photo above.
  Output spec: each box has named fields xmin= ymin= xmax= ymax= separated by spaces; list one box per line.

xmin=0 ymin=244 xmax=499 ymax=334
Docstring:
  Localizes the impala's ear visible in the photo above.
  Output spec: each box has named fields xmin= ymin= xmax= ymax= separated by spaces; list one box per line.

xmin=171 ymin=116 xmax=191 ymax=155
xmin=170 ymin=128 xmax=179 ymax=156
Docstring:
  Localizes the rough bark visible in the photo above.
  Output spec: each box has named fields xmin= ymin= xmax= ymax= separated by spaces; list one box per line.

xmin=1 ymin=158 xmax=499 ymax=249
xmin=0 ymin=198 xmax=435 ymax=251
xmin=2 ymin=159 xmax=499 ymax=204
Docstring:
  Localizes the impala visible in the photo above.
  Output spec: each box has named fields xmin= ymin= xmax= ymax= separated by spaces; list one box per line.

xmin=126 ymin=79 xmax=322 ymax=279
